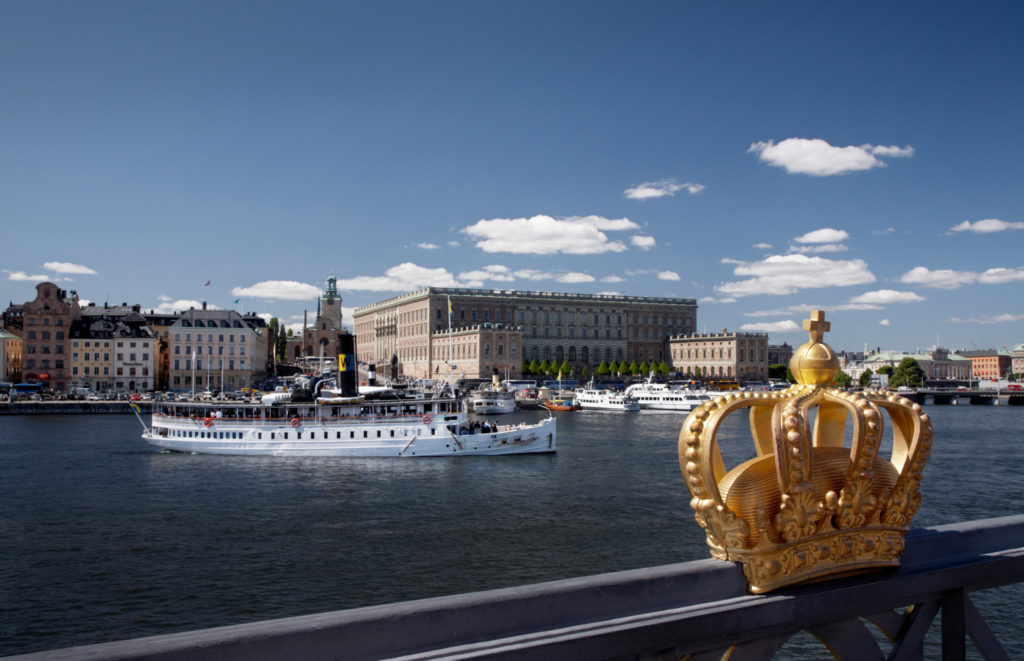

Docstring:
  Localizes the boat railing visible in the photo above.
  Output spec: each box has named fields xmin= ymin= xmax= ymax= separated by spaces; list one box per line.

xmin=152 ymin=412 xmax=451 ymax=427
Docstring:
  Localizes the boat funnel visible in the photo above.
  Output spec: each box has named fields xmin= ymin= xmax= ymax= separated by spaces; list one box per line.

xmin=337 ymin=333 xmax=358 ymax=397
xmin=368 ymin=364 xmax=377 ymax=386
xmin=492 ymin=368 xmax=501 ymax=390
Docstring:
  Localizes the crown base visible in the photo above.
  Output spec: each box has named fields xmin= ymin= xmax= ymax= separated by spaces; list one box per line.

xmin=726 ymin=526 xmax=907 ymax=594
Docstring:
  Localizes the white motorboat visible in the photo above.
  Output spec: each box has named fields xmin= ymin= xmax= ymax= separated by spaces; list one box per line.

xmin=139 ymin=377 xmax=554 ymax=457
xmin=623 ymin=377 xmax=711 ymax=412
xmin=574 ymin=382 xmax=640 ymax=411
xmin=468 ymin=388 xmax=517 ymax=415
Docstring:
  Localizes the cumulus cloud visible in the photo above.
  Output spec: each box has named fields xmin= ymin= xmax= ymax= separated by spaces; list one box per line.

xmin=794 ymin=228 xmax=849 ymax=244
xmin=334 ymin=263 xmax=464 ymax=291
xmin=879 ymin=319 xmax=891 ymax=326
xmin=43 ymin=261 xmax=98 ymax=275
xmin=789 ymin=243 xmax=848 ymax=254
xmin=872 ymin=227 xmax=896 ymax=236
xmin=753 ymin=242 xmax=773 ymax=250
xmin=657 ymin=270 xmax=681 ymax=281
xmin=461 ymin=215 xmax=639 ymax=254
xmin=601 ymin=275 xmax=625 ymax=283
xmin=457 ymin=265 xmax=516 ymax=283
xmin=748 ymin=138 xmax=914 ymax=176
xmin=417 ymin=242 xmax=440 ymax=250
xmin=631 ymin=235 xmax=656 ymax=250
xmin=513 ymin=269 xmax=595 ymax=284
xmin=848 ymin=289 xmax=925 ymax=305
xmin=739 ymin=320 xmax=801 ymax=333
xmin=4 ymin=270 xmax=49 ymax=281
xmin=624 ymin=179 xmax=705 ymax=199
xmin=232 ymin=280 xmax=322 ymax=300
xmin=716 ymin=254 xmax=876 ymax=297
xmin=949 ymin=219 xmax=1024 ymax=234
xmin=897 ymin=265 xmax=1024 ymax=290
xmin=152 ymin=298 xmax=211 ymax=314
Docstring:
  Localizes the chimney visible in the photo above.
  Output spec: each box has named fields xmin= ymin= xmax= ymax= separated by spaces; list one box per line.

xmin=202 ymin=301 xmax=207 ymax=310
xmin=337 ymin=333 xmax=358 ymax=397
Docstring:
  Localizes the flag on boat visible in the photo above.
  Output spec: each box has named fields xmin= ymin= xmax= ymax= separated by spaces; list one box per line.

xmin=129 ymin=402 xmax=141 ymax=414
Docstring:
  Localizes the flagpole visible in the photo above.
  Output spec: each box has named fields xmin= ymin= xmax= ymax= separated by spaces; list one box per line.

xmin=447 ymin=295 xmax=454 ymax=386
xmin=191 ymin=350 xmax=196 ymax=399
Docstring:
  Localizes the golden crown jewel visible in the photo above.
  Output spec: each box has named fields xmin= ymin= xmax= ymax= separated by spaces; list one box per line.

xmin=678 ymin=311 xmax=933 ymax=593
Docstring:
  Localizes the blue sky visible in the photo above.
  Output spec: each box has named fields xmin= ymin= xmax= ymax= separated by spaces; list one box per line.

xmin=2 ymin=1 xmax=1022 ymax=353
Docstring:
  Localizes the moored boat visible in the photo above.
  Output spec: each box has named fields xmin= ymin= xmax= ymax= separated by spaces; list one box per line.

xmin=623 ymin=377 xmax=711 ymax=412
xmin=540 ymin=397 xmax=581 ymax=412
xmin=574 ymin=382 xmax=640 ymax=411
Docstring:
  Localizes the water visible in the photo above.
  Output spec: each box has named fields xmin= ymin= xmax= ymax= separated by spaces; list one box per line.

xmin=1 ymin=404 xmax=1022 ymax=657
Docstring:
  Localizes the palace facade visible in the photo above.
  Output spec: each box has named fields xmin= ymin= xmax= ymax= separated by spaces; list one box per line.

xmin=668 ymin=330 xmax=769 ymax=381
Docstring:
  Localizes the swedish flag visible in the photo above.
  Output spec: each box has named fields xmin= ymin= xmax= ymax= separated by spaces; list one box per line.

xmin=129 ymin=402 xmax=141 ymax=414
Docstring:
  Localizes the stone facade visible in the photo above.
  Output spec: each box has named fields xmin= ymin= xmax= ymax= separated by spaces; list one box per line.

xmin=954 ymin=349 xmax=1013 ymax=381
xmin=429 ymin=324 xmax=524 ymax=380
xmin=354 ymin=287 xmax=697 ymax=380
xmin=668 ymin=330 xmax=768 ymax=381
xmin=287 ymin=274 xmax=345 ymax=363
xmin=20 ymin=282 xmax=81 ymax=391
xmin=0 ymin=326 xmax=20 ymax=383
xmin=168 ymin=306 xmax=269 ymax=393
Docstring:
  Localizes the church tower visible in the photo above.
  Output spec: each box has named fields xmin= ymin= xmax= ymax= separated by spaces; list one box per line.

xmin=321 ymin=272 xmax=342 ymax=330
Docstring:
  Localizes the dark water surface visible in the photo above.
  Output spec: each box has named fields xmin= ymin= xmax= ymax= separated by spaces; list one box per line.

xmin=1 ymin=404 xmax=1022 ymax=657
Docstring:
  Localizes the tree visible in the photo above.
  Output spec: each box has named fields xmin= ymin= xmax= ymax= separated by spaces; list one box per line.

xmin=877 ymin=365 xmax=894 ymax=377
xmin=527 ymin=359 xmax=540 ymax=375
xmin=538 ymin=359 xmax=551 ymax=375
xmin=859 ymin=368 xmax=874 ymax=389
xmin=657 ymin=360 xmax=671 ymax=376
xmin=890 ymin=358 xmax=925 ymax=389
xmin=608 ymin=360 xmax=619 ymax=376
xmin=595 ymin=360 xmax=610 ymax=376
xmin=630 ymin=360 xmax=641 ymax=375
xmin=768 ymin=364 xmax=788 ymax=380
xmin=558 ymin=360 xmax=570 ymax=376
xmin=834 ymin=370 xmax=852 ymax=389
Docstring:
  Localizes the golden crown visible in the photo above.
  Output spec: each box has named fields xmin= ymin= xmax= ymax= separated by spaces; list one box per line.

xmin=678 ymin=311 xmax=933 ymax=593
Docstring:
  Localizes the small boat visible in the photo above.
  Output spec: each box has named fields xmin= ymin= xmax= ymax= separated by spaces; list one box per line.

xmin=541 ymin=397 xmax=581 ymax=412
xmin=623 ymin=376 xmax=711 ymax=412
xmin=574 ymin=381 xmax=640 ymax=411
xmin=468 ymin=371 xmax=517 ymax=415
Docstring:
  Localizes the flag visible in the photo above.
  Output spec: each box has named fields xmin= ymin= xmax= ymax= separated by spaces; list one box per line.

xmin=233 ymin=297 xmax=240 ymax=304
xmin=447 ymin=297 xmax=452 ymax=317
xmin=204 ymin=280 xmax=211 ymax=286
xmin=129 ymin=402 xmax=141 ymax=414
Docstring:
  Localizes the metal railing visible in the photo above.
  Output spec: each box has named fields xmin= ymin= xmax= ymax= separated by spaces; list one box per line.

xmin=7 ymin=515 xmax=1024 ymax=660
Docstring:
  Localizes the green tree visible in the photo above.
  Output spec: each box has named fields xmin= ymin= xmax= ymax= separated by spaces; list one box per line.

xmin=890 ymin=358 xmax=925 ymax=389
xmin=877 ymin=365 xmax=894 ymax=377
xmin=595 ymin=360 xmax=610 ymax=376
xmin=768 ymin=364 xmax=788 ymax=380
xmin=608 ymin=360 xmax=619 ymax=375
xmin=558 ymin=360 xmax=570 ymax=376
xmin=859 ymin=368 xmax=874 ymax=389
xmin=657 ymin=360 xmax=670 ymax=376
xmin=538 ymin=359 xmax=551 ymax=375
xmin=578 ymin=365 xmax=589 ymax=379
xmin=834 ymin=370 xmax=852 ymax=389
xmin=630 ymin=360 xmax=641 ymax=375
xmin=527 ymin=359 xmax=540 ymax=375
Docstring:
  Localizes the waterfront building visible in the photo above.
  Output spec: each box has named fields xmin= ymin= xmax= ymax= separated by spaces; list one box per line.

xmin=0 ymin=327 xmax=21 ymax=383
xmin=71 ymin=304 xmax=156 ymax=393
xmin=167 ymin=305 xmax=269 ymax=392
xmin=143 ymin=311 xmax=181 ymax=392
xmin=20 ymin=282 xmax=81 ymax=391
xmin=429 ymin=324 xmax=523 ymax=380
xmin=286 ymin=274 xmax=346 ymax=364
xmin=861 ymin=346 xmax=972 ymax=382
xmin=1013 ymin=343 xmax=1024 ymax=378
xmin=668 ymin=330 xmax=768 ymax=381
xmin=766 ymin=342 xmax=793 ymax=367
xmin=955 ymin=348 xmax=1013 ymax=381
xmin=353 ymin=287 xmax=697 ymax=379
xmin=2 ymin=303 xmax=24 ymax=332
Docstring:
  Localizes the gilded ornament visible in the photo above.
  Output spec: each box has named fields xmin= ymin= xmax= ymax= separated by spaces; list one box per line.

xmin=677 ymin=310 xmax=933 ymax=593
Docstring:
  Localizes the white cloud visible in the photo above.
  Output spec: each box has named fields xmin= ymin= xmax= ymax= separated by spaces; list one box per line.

xmin=447 ymin=240 xmax=461 ymax=247
xmin=657 ymin=270 xmax=681 ymax=281
xmin=557 ymin=272 xmax=597 ymax=284
xmin=335 ymin=263 xmax=463 ymax=291
xmin=232 ymin=280 xmax=322 ymax=300
xmin=789 ymin=243 xmax=848 ymax=254
xmin=794 ymin=228 xmax=849 ymax=244
xmin=461 ymin=215 xmax=639 ymax=254
xmin=631 ymin=235 xmax=656 ymax=250
xmin=624 ymin=179 xmax=705 ymax=200
xmin=601 ymin=275 xmax=625 ymax=283
xmin=716 ymin=254 xmax=876 ymax=297
xmin=872 ymin=227 xmax=895 ymax=236
xmin=848 ymin=289 xmax=925 ymax=305
xmin=417 ymin=242 xmax=440 ymax=250
xmin=879 ymin=319 xmax=891 ymax=326
xmin=152 ymin=298 xmax=210 ymax=314
xmin=4 ymin=270 xmax=49 ymax=281
xmin=753 ymin=242 xmax=772 ymax=250
xmin=43 ymin=261 xmax=98 ymax=275
xmin=947 ymin=313 xmax=1024 ymax=325
xmin=748 ymin=138 xmax=914 ymax=176
xmin=739 ymin=320 xmax=801 ymax=333
xmin=512 ymin=269 xmax=595 ymax=284
xmin=899 ymin=265 xmax=1024 ymax=289
xmin=457 ymin=265 xmax=515 ymax=283
xmin=949 ymin=219 xmax=1024 ymax=234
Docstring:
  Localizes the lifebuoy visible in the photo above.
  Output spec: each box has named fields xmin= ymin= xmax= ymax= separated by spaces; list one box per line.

xmin=290 ymin=417 xmax=300 ymax=428
xmin=203 ymin=417 xmax=213 ymax=428
xmin=422 ymin=415 xmax=431 ymax=424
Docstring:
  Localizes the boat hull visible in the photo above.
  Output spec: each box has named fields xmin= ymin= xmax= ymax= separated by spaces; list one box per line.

xmin=142 ymin=416 xmax=556 ymax=457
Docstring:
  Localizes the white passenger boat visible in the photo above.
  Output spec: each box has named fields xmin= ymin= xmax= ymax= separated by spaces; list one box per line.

xmin=573 ymin=382 xmax=640 ymax=411
xmin=139 ymin=377 xmax=555 ymax=457
xmin=623 ymin=378 xmax=711 ymax=412
xmin=468 ymin=372 xmax=518 ymax=414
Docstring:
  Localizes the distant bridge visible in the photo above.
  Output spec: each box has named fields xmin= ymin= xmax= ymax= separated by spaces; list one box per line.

xmin=902 ymin=389 xmax=1024 ymax=406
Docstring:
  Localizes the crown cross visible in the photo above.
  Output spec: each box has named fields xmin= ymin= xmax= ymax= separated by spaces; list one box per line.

xmin=803 ymin=310 xmax=830 ymax=343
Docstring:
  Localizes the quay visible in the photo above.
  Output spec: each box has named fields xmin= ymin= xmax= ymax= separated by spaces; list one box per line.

xmin=900 ymin=389 xmax=1024 ymax=406
xmin=5 ymin=515 xmax=1023 ymax=660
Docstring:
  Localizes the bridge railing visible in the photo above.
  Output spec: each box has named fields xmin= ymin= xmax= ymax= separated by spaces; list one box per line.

xmin=7 ymin=515 xmax=1024 ymax=661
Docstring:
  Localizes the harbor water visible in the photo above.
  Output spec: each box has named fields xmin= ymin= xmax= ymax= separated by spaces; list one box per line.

xmin=1 ymin=403 xmax=1023 ymax=657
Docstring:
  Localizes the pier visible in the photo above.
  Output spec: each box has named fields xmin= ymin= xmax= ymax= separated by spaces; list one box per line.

xmin=6 ymin=515 xmax=1023 ymax=660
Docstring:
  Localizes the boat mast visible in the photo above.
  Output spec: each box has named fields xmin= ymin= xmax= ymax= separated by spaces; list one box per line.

xmin=447 ymin=295 xmax=454 ymax=386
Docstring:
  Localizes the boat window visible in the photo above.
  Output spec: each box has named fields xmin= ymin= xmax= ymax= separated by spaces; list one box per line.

xmin=350 ymin=431 xmax=355 ymax=438
xmin=283 ymin=433 xmax=288 ymax=439
xmin=377 ymin=430 xmax=381 ymax=437
xmin=363 ymin=431 xmax=367 ymax=438
xmin=390 ymin=430 xmax=394 ymax=437
xmin=270 ymin=433 xmax=275 ymax=439
xmin=297 ymin=432 xmax=302 ymax=439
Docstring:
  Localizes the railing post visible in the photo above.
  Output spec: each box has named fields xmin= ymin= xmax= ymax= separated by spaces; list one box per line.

xmin=941 ymin=589 xmax=966 ymax=661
